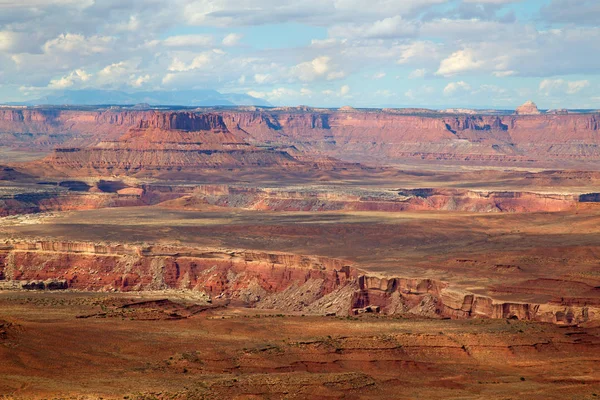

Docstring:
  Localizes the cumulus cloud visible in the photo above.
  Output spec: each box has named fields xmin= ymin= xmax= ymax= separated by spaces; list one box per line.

xmin=329 ymin=16 xmax=417 ymax=39
xmin=129 ymin=74 xmax=151 ymax=87
xmin=539 ymin=79 xmax=590 ymax=95
xmin=443 ymin=81 xmax=471 ymax=96
xmin=436 ymin=49 xmax=484 ymax=76
xmin=168 ymin=53 xmax=212 ymax=72
xmin=0 ymin=31 xmax=39 ymax=53
xmin=222 ymin=33 xmax=243 ymax=46
xmin=397 ymin=41 xmax=443 ymax=66
xmin=0 ymin=0 xmax=598 ymax=107
xmin=183 ymin=0 xmax=447 ymax=27
xmin=408 ymin=68 xmax=426 ymax=79
xmin=43 ymin=33 xmax=114 ymax=55
xmin=289 ymin=56 xmax=344 ymax=82
xmin=310 ymin=38 xmax=342 ymax=48
xmin=160 ymin=35 xmax=214 ymax=48
xmin=254 ymin=73 xmax=272 ymax=84
xmin=247 ymin=87 xmax=297 ymax=101
xmin=48 ymin=69 xmax=91 ymax=89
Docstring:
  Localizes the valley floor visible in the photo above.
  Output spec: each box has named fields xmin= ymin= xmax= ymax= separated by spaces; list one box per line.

xmin=1 ymin=291 xmax=599 ymax=399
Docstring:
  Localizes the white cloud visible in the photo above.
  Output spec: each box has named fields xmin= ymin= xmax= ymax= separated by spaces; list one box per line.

xmin=340 ymin=85 xmax=350 ymax=96
xmin=248 ymin=87 xmax=297 ymax=101
xmin=48 ymin=69 xmax=91 ymax=89
xmin=289 ymin=56 xmax=344 ymax=82
xmin=372 ymin=72 xmax=386 ymax=79
xmin=254 ymin=73 xmax=272 ymax=84
xmin=408 ymin=68 xmax=426 ymax=79
xmin=310 ymin=38 xmax=341 ymax=48
xmin=222 ymin=33 xmax=243 ymax=47
xmin=98 ymin=61 xmax=134 ymax=78
xmin=183 ymin=0 xmax=447 ymax=28
xmin=129 ymin=74 xmax=151 ymax=87
xmin=493 ymin=70 xmax=516 ymax=77
xmin=397 ymin=41 xmax=443 ymax=65
xmin=0 ymin=31 xmax=33 ymax=53
xmin=0 ymin=0 xmax=599 ymax=109
xmin=567 ymin=80 xmax=590 ymax=94
xmin=43 ymin=33 xmax=114 ymax=55
xmin=321 ymin=85 xmax=351 ymax=98
xmin=436 ymin=49 xmax=484 ymax=76
xmin=161 ymin=35 xmax=213 ymax=48
xmin=329 ymin=15 xmax=417 ymax=39
xmin=539 ymin=79 xmax=590 ymax=95
xmin=443 ymin=81 xmax=471 ymax=96
xmin=168 ymin=53 xmax=212 ymax=72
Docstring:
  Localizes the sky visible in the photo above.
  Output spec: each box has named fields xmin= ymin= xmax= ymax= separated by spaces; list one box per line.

xmin=0 ymin=0 xmax=599 ymax=109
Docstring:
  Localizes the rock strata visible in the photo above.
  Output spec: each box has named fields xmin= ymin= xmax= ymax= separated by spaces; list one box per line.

xmin=0 ymin=240 xmax=596 ymax=324
xmin=515 ymin=100 xmax=542 ymax=115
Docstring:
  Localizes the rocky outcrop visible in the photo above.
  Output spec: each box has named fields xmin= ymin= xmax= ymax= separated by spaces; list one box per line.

xmin=0 ymin=240 xmax=597 ymax=324
xmin=159 ymin=185 xmax=579 ymax=213
xmin=36 ymin=112 xmax=309 ymax=176
xmin=515 ymin=101 xmax=542 ymax=115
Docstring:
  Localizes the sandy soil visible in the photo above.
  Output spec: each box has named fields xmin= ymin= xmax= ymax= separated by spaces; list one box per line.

xmin=3 ymin=204 xmax=600 ymax=305
xmin=0 ymin=291 xmax=599 ymax=399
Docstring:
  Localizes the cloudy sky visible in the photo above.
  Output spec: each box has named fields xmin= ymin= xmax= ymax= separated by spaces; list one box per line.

xmin=0 ymin=0 xmax=598 ymax=108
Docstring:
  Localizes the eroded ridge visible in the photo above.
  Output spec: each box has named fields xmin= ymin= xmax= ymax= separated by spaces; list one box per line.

xmin=0 ymin=240 xmax=596 ymax=324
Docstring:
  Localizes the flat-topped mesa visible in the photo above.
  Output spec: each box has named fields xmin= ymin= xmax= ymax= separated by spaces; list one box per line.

xmin=136 ymin=112 xmax=229 ymax=132
xmin=37 ymin=111 xmax=307 ymax=176
xmin=515 ymin=100 xmax=542 ymax=115
xmin=5 ymin=107 xmax=600 ymax=168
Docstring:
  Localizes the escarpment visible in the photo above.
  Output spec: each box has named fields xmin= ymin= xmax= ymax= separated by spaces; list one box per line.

xmin=0 ymin=182 xmax=585 ymax=217
xmin=3 ymin=108 xmax=600 ymax=167
xmin=37 ymin=112 xmax=308 ymax=176
xmin=0 ymin=240 xmax=596 ymax=324
xmin=170 ymin=185 xmax=579 ymax=212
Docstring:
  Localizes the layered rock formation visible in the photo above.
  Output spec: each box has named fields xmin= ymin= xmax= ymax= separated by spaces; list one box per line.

xmin=160 ymin=185 xmax=579 ymax=213
xmin=39 ymin=112 xmax=306 ymax=176
xmin=515 ymin=100 xmax=542 ymax=115
xmin=0 ymin=240 xmax=596 ymax=324
xmin=3 ymin=107 xmax=600 ymax=168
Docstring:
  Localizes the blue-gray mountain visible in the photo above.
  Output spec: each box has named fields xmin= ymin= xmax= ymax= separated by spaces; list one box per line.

xmin=11 ymin=89 xmax=271 ymax=107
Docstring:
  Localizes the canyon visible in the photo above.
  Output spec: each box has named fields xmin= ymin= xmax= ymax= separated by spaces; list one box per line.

xmin=1 ymin=106 xmax=600 ymax=170
xmin=1 ymin=105 xmax=600 ymax=398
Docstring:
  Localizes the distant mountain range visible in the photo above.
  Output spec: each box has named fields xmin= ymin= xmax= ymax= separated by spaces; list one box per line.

xmin=10 ymin=89 xmax=271 ymax=107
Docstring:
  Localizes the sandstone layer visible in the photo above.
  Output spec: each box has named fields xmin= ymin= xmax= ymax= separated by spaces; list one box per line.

xmin=2 ymin=107 xmax=600 ymax=169
xmin=0 ymin=240 xmax=596 ymax=324
xmin=515 ymin=100 xmax=542 ymax=115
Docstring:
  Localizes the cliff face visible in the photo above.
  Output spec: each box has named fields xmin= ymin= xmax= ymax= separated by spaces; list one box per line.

xmin=0 ymin=183 xmax=583 ymax=218
xmin=163 ymin=185 xmax=578 ymax=213
xmin=3 ymin=108 xmax=600 ymax=167
xmin=37 ymin=111 xmax=305 ymax=175
xmin=0 ymin=240 xmax=596 ymax=324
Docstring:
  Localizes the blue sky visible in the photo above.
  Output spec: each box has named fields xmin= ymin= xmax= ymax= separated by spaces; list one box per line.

xmin=0 ymin=0 xmax=599 ymax=109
